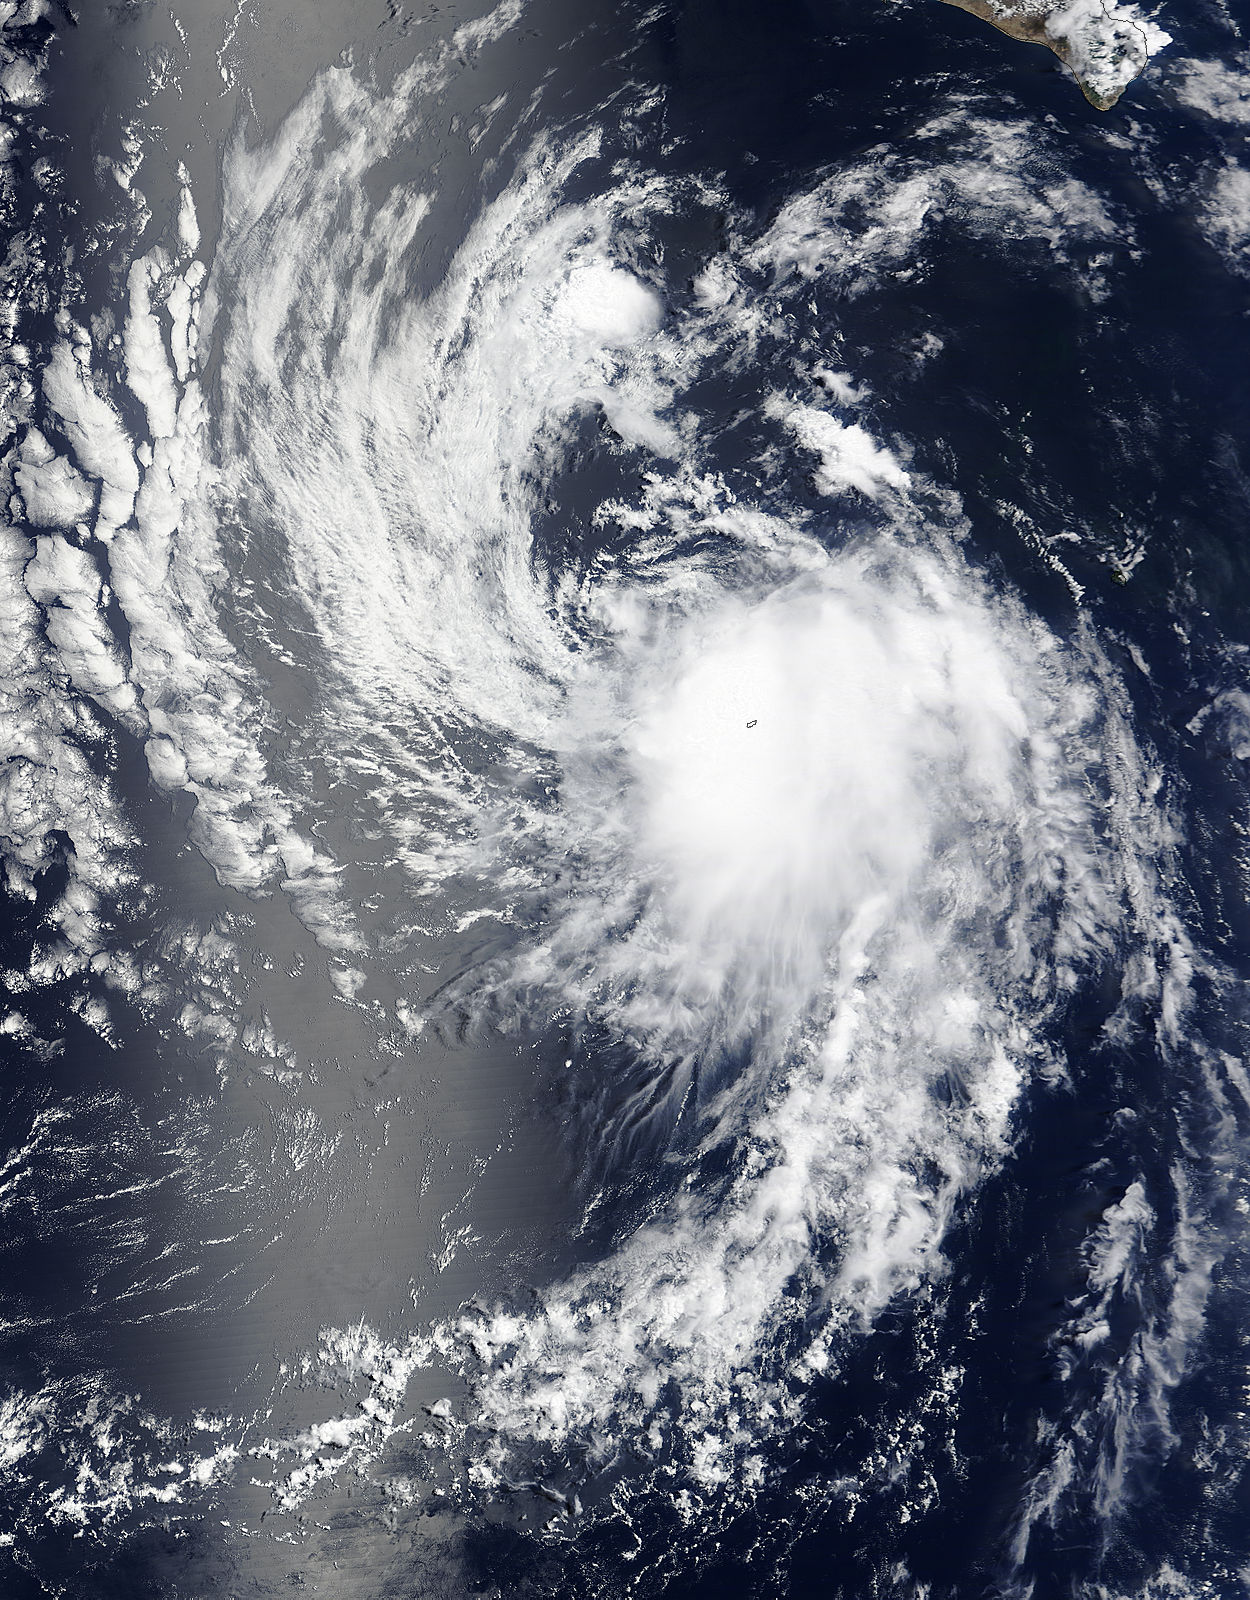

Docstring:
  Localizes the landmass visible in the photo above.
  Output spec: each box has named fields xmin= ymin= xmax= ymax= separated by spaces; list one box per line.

xmin=939 ymin=0 xmax=1172 ymax=108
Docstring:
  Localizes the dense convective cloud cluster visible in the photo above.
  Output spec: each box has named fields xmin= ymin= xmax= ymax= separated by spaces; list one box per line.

xmin=1 ymin=0 xmax=1245 ymax=1591
xmin=195 ymin=22 xmax=1218 ymax=1560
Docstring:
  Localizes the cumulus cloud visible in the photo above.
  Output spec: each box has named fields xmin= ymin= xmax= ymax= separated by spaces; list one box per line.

xmin=1200 ymin=161 xmax=1250 ymax=272
xmin=10 ymin=11 xmax=1221 ymax=1554
xmin=1172 ymin=52 xmax=1250 ymax=124
xmin=750 ymin=113 xmax=1122 ymax=297
xmin=192 ymin=56 xmax=1207 ymax=1517
xmin=784 ymin=404 xmax=911 ymax=497
xmin=1041 ymin=0 xmax=1171 ymax=107
xmin=13 ymin=427 xmax=95 ymax=528
xmin=41 ymin=342 xmax=139 ymax=539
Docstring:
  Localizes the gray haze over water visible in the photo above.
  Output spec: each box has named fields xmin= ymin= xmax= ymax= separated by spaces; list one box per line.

xmin=4 ymin=1 xmax=1250 ymax=1597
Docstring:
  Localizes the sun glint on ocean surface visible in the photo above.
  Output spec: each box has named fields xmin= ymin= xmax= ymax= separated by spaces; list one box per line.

xmin=2 ymin=1 xmax=1250 ymax=1596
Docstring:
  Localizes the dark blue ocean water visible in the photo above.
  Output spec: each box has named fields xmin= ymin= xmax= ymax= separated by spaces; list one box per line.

xmin=4 ymin=1 xmax=1250 ymax=1596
